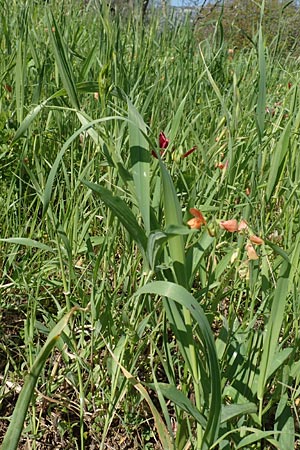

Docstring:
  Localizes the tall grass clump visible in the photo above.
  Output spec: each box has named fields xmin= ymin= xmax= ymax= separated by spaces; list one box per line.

xmin=1 ymin=1 xmax=300 ymax=449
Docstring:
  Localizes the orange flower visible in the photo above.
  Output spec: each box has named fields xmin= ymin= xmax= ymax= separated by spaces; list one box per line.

xmin=246 ymin=243 xmax=259 ymax=260
xmin=249 ymin=235 xmax=264 ymax=245
xmin=219 ymin=219 xmax=238 ymax=232
xmin=187 ymin=208 xmax=206 ymax=230
xmin=238 ymin=219 xmax=248 ymax=232
xmin=215 ymin=160 xmax=228 ymax=170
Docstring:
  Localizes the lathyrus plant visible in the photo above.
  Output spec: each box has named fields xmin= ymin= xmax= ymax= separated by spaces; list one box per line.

xmin=84 ymin=99 xmax=222 ymax=450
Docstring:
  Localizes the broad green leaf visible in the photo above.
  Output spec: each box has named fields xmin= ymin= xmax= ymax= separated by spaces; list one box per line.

xmin=128 ymin=99 xmax=151 ymax=234
xmin=221 ymin=403 xmax=257 ymax=424
xmin=159 ymin=159 xmax=186 ymax=286
xmin=135 ymin=281 xmax=221 ymax=449
xmin=275 ymin=393 xmax=295 ymax=450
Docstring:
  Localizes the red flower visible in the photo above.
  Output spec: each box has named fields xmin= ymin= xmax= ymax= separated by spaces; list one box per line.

xmin=181 ymin=146 xmax=197 ymax=159
xmin=152 ymin=132 xmax=197 ymax=160
xmin=159 ymin=131 xmax=169 ymax=149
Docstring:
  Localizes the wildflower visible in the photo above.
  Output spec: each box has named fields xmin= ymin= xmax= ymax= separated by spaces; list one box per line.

xmin=246 ymin=243 xmax=259 ymax=260
xmin=215 ymin=160 xmax=228 ymax=170
xmin=152 ymin=132 xmax=197 ymax=160
xmin=249 ymin=235 xmax=264 ymax=245
xmin=94 ymin=92 xmax=99 ymax=101
xmin=219 ymin=219 xmax=239 ymax=232
xmin=238 ymin=219 xmax=248 ymax=232
xmin=159 ymin=131 xmax=169 ymax=149
xmin=187 ymin=208 xmax=206 ymax=230
xmin=181 ymin=146 xmax=197 ymax=159
xmin=152 ymin=131 xmax=169 ymax=158
xmin=245 ymin=187 xmax=251 ymax=196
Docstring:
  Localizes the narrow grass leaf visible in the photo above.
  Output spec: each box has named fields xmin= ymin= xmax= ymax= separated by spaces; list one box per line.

xmin=107 ymin=347 xmax=173 ymax=450
xmin=266 ymin=120 xmax=291 ymax=202
xmin=0 ymin=237 xmax=54 ymax=252
xmin=1 ymin=308 xmax=78 ymax=450
xmin=83 ymin=180 xmax=147 ymax=252
xmin=46 ymin=11 xmax=80 ymax=110
xmin=257 ymin=260 xmax=291 ymax=402
xmin=256 ymin=25 xmax=266 ymax=141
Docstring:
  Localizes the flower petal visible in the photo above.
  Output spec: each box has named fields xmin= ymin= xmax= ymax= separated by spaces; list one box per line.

xmin=159 ymin=131 xmax=169 ymax=149
xmin=187 ymin=218 xmax=203 ymax=229
xmin=181 ymin=146 xmax=197 ymax=159
xmin=249 ymin=235 xmax=264 ymax=245
xmin=246 ymin=243 xmax=259 ymax=260
xmin=238 ymin=219 xmax=248 ymax=232
xmin=219 ymin=219 xmax=238 ymax=232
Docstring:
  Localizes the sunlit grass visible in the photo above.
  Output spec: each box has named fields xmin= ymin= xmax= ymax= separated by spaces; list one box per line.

xmin=1 ymin=1 xmax=300 ymax=449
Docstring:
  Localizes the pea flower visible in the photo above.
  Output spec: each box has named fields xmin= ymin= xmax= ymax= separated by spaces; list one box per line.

xmin=187 ymin=208 xmax=206 ymax=230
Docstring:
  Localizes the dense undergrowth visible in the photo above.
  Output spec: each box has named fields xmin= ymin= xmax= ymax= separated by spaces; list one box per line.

xmin=1 ymin=1 xmax=300 ymax=449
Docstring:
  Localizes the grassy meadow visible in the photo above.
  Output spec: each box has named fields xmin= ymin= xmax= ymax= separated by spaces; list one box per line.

xmin=1 ymin=1 xmax=300 ymax=449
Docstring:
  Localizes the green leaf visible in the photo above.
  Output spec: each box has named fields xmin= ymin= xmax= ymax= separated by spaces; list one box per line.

xmin=147 ymin=382 xmax=207 ymax=428
xmin=266 ymin=120 xmax=291 ymax=202
xmin=275 ymin=393 xmax=295 ymax=450
xmin=257 ymin=260 xmax=291 ymax=402
xmin=135 ymin=281 xmax=221 ymax=449
xmin=221 ymin=403 xmax=257 ymax=424
xmin=0 ymin=237 xmax=54 ymax=252
xmin=46 ymin=11 xmax=80 ymax=110
xmin=83 ymin=180 xmax=147 ymax=252
xmin=159 ymin=159 xmax=186 ymax=286
xmin=128 ymin=99 xmax=151 ymax=234
xmin=1 ymin=308 xmax=78 ymax=450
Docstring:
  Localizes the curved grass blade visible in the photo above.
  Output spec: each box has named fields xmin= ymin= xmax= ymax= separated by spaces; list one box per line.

xmin=83 ymin=180 xmax=147 ymax=253
xmin=135 ymin=281 xmax=221 ymax=449
xmin=46 ymin=11 xmax=80 ymax=110
xmin=107 ymin=345 xmax=173 ymax=450
xmin=1 ymin=308 xmax=79 ymax=450
xmin=0 ymin=237 xmax=54 ymax=252
xmin=257 ymin=260 xmax=291 ymax=412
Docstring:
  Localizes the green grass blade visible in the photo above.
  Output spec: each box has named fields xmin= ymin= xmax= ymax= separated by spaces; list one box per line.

xmin=159 ymin=160 xmax=186 ymax=286
xmin=127 ymin=99 xmax=150 ymax=234
xmin=108 ymin=346 xmax=173 ymax=450
xmin=1 ymin=308 xmax=78 ymax=450
xmin=83 ymin=180 xmax=147 ymax=253
xmin=265 ymin=119 xmax=291 ymax=202
xmin=0 ymin=237 xmax=54 ymax=252
xmin=46 ymin=11 xmax=80 ymax=110
xmin=256 ymin=25 xmax=266 ymax=141
xmin=257 ymin=260 xmax=291 ymax=404
xmin=136 ymin=281 xmax=221 ymax=448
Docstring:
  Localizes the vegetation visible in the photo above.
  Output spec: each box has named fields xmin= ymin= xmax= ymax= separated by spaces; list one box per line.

xmin=1 ymin=0 xmax=300 ymax=449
